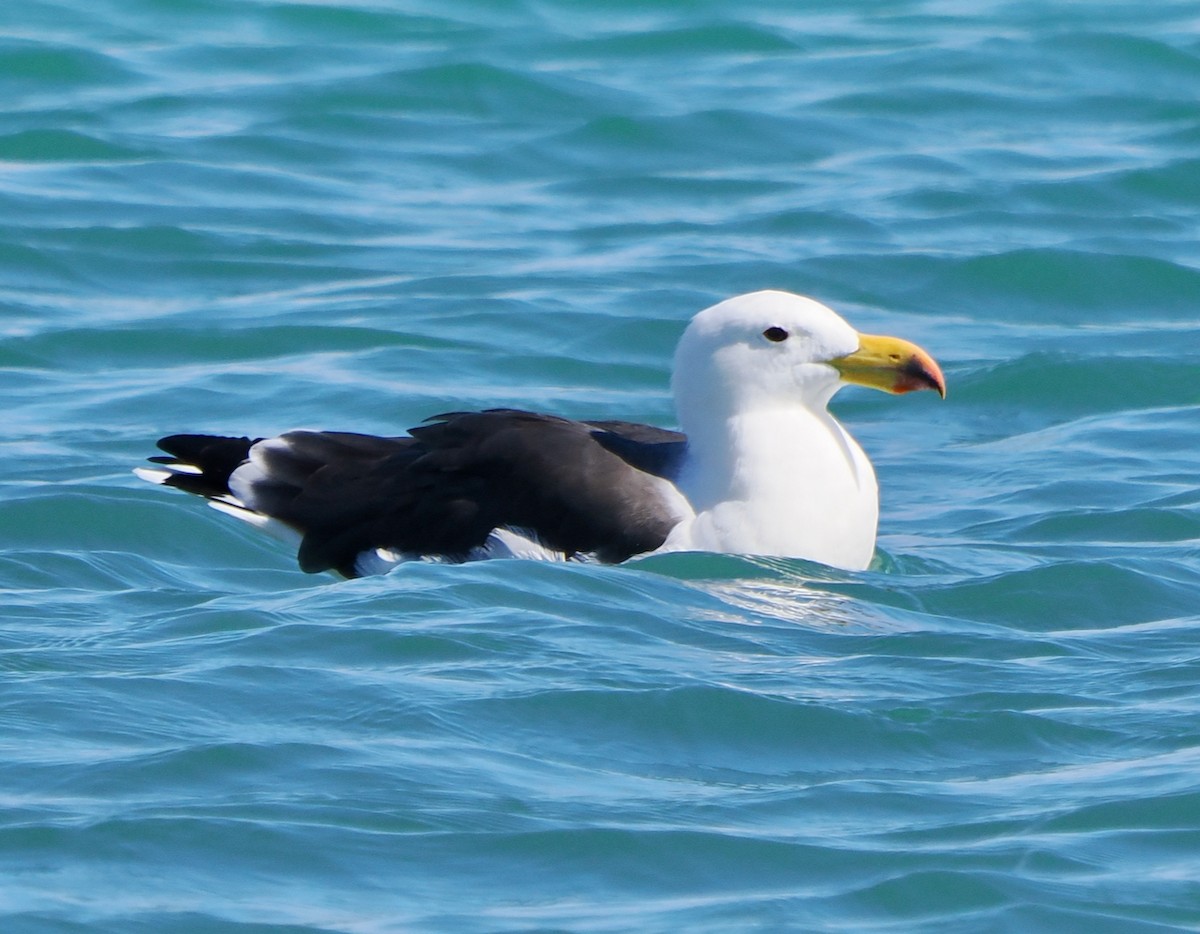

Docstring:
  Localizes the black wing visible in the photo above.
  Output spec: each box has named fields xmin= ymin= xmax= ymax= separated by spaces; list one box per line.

xmin=146 ymin=409 xmax=688 ymax=577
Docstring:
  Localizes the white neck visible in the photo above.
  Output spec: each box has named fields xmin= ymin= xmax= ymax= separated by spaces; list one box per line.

xmin=665 ymin=405 xmax=879 ymax=570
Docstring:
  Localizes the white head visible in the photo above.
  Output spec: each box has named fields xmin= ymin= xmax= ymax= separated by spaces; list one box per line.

xmin=671 ymin=290 xmax=945 ymax=437
xmin=671 ymin=291 xmax=858 ymax=433
xmin=663 ymin=291 xmax=944 ymax=566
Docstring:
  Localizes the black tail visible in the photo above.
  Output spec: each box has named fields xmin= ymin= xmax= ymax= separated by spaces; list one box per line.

xmin=149 ymin=434 xmax=258 ymax=498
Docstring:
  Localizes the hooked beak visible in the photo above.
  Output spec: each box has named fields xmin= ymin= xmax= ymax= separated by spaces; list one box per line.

xmin=830 ymin=333 xmax=946 ymax=398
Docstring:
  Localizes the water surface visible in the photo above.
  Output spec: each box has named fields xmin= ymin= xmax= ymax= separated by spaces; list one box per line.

xmin=2 ymin=1 xmax=1199 ymax=931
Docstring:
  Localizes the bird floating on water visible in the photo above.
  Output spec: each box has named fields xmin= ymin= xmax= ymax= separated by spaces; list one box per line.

xmin=136 ymin=290 xmax=945 ymax=577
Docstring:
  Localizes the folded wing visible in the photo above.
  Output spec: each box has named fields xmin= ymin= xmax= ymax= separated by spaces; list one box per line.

xmin=144 ymin=409 xmax=688 ymax=577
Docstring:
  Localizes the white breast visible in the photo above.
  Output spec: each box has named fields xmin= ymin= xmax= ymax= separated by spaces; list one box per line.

xmin=658 ymin=409 xmax=879 ymax=570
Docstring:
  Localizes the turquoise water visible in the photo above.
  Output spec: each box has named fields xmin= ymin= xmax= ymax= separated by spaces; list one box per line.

xmin=3 ymin=0 xmax=1200 ymax=930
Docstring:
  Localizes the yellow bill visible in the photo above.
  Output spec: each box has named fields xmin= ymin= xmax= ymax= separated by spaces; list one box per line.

xmin=831 ymin=333 xmax=946 ymax=398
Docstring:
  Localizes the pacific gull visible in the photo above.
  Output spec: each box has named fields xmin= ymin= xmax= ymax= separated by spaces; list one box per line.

xmin=136 ymin=290 xmax=945 ymax=577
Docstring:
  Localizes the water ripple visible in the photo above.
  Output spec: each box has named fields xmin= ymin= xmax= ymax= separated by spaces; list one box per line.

xmin=3 ymin=0 xmax=1200 ymax=929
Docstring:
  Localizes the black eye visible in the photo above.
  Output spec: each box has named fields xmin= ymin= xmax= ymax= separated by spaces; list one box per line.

xmin=763 ymin=326 xmax=789 ymax=343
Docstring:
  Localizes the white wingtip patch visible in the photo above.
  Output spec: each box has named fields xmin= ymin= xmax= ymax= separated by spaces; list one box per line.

xmin=228 ymin=437 xmax=288 ymax=511
xmin=133 ymin=467 xmax=172 ymax=485
xmin=208 ymin=500 xmax=302 ymax=546
xmin=134 ymin=463 xmax=205 ymax=485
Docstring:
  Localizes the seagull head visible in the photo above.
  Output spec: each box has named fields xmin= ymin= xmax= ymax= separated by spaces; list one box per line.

xmin=672 ymin=290 xmax=945 ymax=428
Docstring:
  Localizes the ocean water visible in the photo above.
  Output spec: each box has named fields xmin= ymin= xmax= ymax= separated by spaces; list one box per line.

xmin=2 ymin=0 xmax=1199 ymax=930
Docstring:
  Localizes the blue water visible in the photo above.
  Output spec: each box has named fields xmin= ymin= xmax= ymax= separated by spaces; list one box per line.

xmin=3 ymin=1 xmax=1200 ymax=931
